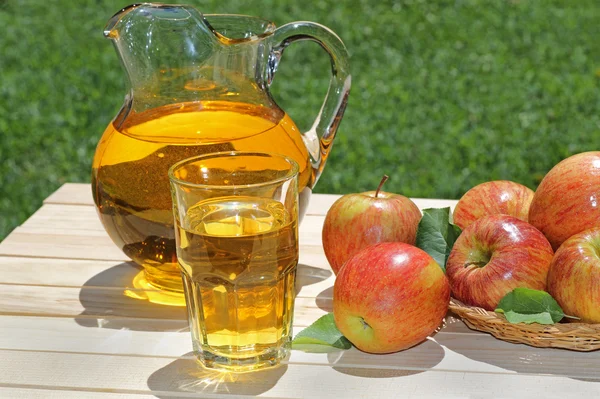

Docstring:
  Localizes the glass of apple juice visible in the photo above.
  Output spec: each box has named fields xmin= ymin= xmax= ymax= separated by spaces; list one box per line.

xmin=169 ymin=151 xmax=299 ymax=372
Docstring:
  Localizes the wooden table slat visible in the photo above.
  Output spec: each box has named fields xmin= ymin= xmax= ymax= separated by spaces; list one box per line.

xmin=0 ymin=255 xmax=332 ymax=289
xmin=43 ymin=183 xmax=94 ymax=207
xmin=0 ymin=282 xmax=471 ymax=336
xmin=0 ymin=284 xmax=324 ymax=322
xmin=1 ymin=315 xmax=597 ymax=380
xmin=0 ymin=387 xmax=169 ymax=399
xmin=0 ymin=349 xmax=598 ymax=399
xmin=42 ymin=183 xmax=458 ymax=216
xmin=19 ymin=204 xmax=326 ymax=235
xmin=0 ymin=229 xmax=325 ymax=262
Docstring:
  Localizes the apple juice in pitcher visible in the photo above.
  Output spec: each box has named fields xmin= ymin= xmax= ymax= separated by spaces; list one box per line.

xmin=92 ymin=4 xmax=350 ymax=301
xmin=92 ymin=101 xmax=311 ymax=295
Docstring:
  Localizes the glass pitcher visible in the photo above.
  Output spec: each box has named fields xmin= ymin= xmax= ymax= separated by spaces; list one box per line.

xmin=91 ymin=3 xmax=351 ymax=298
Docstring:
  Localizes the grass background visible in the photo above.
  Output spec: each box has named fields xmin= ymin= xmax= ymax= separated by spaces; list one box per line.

xmin=2 ymin=0 xmax=600 ymax=240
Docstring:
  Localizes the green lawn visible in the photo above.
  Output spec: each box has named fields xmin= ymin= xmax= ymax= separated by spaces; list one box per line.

xmin=2 ymin=0 xmax=600 ymax=239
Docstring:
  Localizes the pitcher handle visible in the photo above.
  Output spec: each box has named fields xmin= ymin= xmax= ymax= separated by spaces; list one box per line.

xmin=269 ymin=22 xmax=351 ymax=187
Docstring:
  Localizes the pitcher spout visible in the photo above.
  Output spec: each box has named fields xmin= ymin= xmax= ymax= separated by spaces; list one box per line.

xmin=102 ymin=3 xmax=229 ymax=113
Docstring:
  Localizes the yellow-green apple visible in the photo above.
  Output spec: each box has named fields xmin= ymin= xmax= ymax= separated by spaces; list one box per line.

xmin=529 ymin=151 xmax=600 ymax=250
xmin=446 ymin=214 xmax=554 ymax=311
xmin=453 ymin=180 xmax=534 ymax=230
xmin=333 ymin=242 xmax=450 ymax=354
xmin=322 ymin=176 xmax=421 ymax=275
xmin=547 ymin=228 xmax=600 ymax=323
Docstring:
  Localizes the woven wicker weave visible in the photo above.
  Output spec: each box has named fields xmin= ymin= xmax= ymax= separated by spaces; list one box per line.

xmin=449 ymin=298 xmax=600 ymax=351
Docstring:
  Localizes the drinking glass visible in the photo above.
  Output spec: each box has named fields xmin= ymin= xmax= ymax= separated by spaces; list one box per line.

xmin=169 ymin=151 xmax=299 ymax=372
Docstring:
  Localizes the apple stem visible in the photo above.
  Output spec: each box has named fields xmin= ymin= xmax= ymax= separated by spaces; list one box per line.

xmin=375 ymin=175 xmax=389 ymax=198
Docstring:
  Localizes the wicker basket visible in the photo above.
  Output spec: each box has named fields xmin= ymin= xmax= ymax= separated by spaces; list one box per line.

xmin=449 ymin=298 xmax=600 ymax=351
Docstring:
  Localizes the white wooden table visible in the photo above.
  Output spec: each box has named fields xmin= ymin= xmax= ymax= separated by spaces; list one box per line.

xmin=0 ymin=183 xmax=599 ymax=398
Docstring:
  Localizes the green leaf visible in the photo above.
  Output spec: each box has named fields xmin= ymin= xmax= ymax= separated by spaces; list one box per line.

xmin=415 ymin=207 xmax=462 ymax=272
xmin=495 ymin=288 xmax=565 ymax=324
xmin=502 ymin=311 xmax=554 ymax=325
xmin=292 ymin=313 xmax=352 ymax=352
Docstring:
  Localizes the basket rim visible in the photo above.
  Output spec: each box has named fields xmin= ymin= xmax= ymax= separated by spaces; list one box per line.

xmin=449 ymin=297 xmax=600 ymax=331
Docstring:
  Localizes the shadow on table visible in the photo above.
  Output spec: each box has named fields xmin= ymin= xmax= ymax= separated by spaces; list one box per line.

xmin=147 ymin=352 xmax=287 ymax=397
xmin=315 ymin=286 xmax=333 ymax=312
xmin=296 ymin=265 xmax=332 ymax=295
xmin=435 ymin=332 xmax=600 ymax=381
xmin=74 ymin=261 xmax=188 ymax=331
xmin=75 ymin=262 xmax=330 ymax=332
xmin=327 ymin=337 xmax=445 ymax=378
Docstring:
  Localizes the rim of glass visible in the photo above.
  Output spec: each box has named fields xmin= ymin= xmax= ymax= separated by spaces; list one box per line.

xmin=168 ymin=151 xmax=300 ymax=190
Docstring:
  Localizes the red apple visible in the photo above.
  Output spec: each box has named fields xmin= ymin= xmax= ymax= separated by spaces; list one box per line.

xmin=333 ymin=242 xmax=450 ymax=353
xmin=529 ymin=151 xmax=600 ymax=250
xmin=453 ymin=180 xmax=534 ymax=230
xmin=446 ymin=214 xmax=554 ymax=311
xmin=322 ymin=176 xmax=422 ymax=274
xmin=547 ymin=228 xmax=600 ymax=323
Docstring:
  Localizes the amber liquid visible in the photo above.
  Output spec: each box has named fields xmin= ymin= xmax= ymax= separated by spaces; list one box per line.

xmin=176 ymin=196 xmax=298 ymax=370
xmin=92 ymin=101 xmax=311 ymax=299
